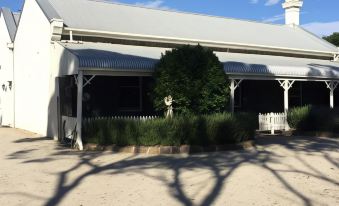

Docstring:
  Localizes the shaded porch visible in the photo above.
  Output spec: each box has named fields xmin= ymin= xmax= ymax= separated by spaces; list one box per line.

xmin=57 ymin=42 xmax=339 ymax=149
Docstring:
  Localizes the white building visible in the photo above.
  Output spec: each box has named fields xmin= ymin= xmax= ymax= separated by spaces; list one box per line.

xmin=8 ymin=0 xmax=339 ymax=149
xmin=0 ymin=8 xmax=19 ymax=127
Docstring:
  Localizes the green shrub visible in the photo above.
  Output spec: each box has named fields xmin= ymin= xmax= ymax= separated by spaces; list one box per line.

xmin=153 ymin=45 xmax=230 ymax=115
xmin=82 ymin=113 xmax=257 ymax=146
xmin=287 ymin=105 xmax=312 ymax=130
xmin=288 ymin=105 xmax=339 ymax=132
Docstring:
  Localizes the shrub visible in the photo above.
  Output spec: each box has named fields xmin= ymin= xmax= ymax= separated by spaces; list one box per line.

xmin=288 ymin=105 xmax=339 ymax=132
xmin=287 ymin=105 xmax=312 ymax=130
xmin=82 ymin=113 xmax=257 ymax=146
xmin=153 ymin=45 xmax=230 ymax=115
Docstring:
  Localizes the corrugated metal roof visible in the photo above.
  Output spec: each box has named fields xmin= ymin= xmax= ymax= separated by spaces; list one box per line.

xmin=217 ymin=52 xmax=339 ymax=79
xmin=60 ymin=42 xmax=169 ymax=71
xmin=37 ymin=0 xmax=338 ymax=54
xmin=1 ymin=7 xmax=18 ymax=42
xmin=60 ymin=42 xmax=339 ymax=79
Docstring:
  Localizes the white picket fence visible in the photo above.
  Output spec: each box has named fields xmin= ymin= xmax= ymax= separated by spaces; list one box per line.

xmin=83 ymin=115 xmax=159 ymax=122
xmin=258 ymin=113 xmax=286 ymax=134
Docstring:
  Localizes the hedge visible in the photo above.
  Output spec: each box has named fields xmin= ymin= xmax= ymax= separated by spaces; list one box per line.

xmin=82 ymin=113 xmax=257 ymax=146
xmin=287 ymin=105 xmax=339 ymax=132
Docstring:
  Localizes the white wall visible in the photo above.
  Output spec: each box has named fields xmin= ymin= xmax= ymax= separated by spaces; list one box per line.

xmin=0 ymin=14 xmax=14 ymax=126
xmin=14 ymin=0 xmax=52 ymax=136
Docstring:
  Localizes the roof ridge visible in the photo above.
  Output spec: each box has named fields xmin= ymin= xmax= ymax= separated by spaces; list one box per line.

xmin=86 ymin=0 xmax=286 ymax=27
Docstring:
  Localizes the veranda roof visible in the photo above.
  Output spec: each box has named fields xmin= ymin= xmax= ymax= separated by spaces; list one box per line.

xmin=217 ymin=52 xmax=339 ymax=80
xmin=60 ymin=42 xmax=339 ymax=80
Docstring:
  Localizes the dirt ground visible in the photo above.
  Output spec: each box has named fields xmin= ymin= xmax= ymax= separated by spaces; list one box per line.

xmin=0 ymin=128 xmax=338 ymax=206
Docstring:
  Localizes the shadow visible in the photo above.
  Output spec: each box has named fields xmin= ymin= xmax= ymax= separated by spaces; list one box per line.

xmin=7 ymin=149 xmax=37 ymax=159
xmin=256 ymin=135 xmax=339 ymax=153
xmin=5 ymin=135 xmax=339 ymax=206
xmin=307 ymin=64 xmax=339 ymax=79
xmin=13 ymin=137 xmax=51 ymax=143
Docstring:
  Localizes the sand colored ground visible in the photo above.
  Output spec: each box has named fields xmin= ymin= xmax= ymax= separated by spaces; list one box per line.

xmin=0 ymin=127 xmax=338 ymax=206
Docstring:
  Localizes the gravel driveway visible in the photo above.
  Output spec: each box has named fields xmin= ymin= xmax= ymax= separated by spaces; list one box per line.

xmin=0 ymin=128 xmax=338 ymax=206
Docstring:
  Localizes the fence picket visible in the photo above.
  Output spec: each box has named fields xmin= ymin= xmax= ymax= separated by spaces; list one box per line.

xmin=258 ymin=112 xmax=286 ymax=134
xmin=84 ymin=115 xmax=159 ymax=122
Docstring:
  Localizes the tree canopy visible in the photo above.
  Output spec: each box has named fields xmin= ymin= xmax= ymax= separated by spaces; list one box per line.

xmin=152 ymin=45 xmax=230 ymax=115
xmin=323 ymin=32 xmax=339 ymax=47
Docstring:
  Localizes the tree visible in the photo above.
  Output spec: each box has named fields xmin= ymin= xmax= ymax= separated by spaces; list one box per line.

xmin=323 ymin=32 xmax=339 ymax=47
xmin=153 ymin=45 xmax=230 ymax=115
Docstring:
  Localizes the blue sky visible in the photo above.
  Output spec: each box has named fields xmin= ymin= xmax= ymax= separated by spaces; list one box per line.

xmin=1 ymin=0 xmax=338 ymax=36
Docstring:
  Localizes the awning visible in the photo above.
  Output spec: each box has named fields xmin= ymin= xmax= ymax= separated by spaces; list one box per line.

xmin=217 ymin=52 xmax=339 ymax=80
xmin=60 ymin=42 xmax=339 ymax=80
xmin=60 ymin=42 xmax=168 ymax=72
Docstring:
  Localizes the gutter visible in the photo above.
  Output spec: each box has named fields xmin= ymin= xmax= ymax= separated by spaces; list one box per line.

xmin=63 ymin=27 xmax=337 ymax=58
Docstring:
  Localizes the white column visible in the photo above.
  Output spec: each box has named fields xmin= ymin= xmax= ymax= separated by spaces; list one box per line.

xmin=229 ymin=79 xmax=243 ymax=113
xmin=279 ymin=80 xmax=294 ymax=131
xmin=325 ymin=81 xmax=339 ymax=109
xmin=76 ymin=71 xmax=84 ymax=150
xmin=330 ymin=89 xmax=334 ymax=109
xmin=230 ymin=79 xmax=235 ymax=113
xmin=284 ymin=80 xmax=289 ymax=114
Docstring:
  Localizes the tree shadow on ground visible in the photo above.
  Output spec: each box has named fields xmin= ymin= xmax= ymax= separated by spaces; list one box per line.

xmin=13 ymin=137 xmax=51 ymax=143
xmin=7 ymin=136 xmax=339 ymax=206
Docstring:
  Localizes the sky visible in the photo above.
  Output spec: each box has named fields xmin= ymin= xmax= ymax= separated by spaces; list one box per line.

xmin=1 ymin=0 xmax=338 ymax=37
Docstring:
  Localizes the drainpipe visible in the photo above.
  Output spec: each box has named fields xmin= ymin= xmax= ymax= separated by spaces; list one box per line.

xmin=7 ymin=42 xmax=15 ymax=127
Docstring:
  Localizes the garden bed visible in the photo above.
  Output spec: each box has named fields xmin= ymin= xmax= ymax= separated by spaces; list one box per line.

xmin=84 ymin=140 xmax=255 ymax=154
xmin=288 ymin=105 xmax=339 ymax=137
xmin=82 ymin=113 xmax=257 ymax=151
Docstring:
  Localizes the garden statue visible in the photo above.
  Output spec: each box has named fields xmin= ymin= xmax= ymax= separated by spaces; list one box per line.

xmin=164 ymin=95 xmax=173 ymax=118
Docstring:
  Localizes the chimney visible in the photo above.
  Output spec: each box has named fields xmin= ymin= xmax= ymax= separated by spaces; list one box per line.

xmin=282 ymin=0 xmax=303 ymax=26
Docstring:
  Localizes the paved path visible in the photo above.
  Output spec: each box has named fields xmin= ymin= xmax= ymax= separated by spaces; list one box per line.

xmin=0 ymin=128 xmax=338 ymax=206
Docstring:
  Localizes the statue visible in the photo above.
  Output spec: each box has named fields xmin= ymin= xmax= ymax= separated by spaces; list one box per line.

xmin=164 ymin=95 xmax=173 ymax=118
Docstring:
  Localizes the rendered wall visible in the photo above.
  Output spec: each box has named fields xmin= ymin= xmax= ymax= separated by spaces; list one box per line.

xmin=0 ymin=14 xmax=14 ymax=126
xmin=14 ymin=0 xmax=52 ymax=136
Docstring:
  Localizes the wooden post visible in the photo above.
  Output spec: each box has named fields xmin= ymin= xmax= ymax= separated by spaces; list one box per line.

xmin=230 ymin=79 xmax=235 ymax=113
xmin=284 ymin=80 xmax=289 ymax=114
xmin=325 ymin=81 xmax=339 ymax=109
xmin=330 ymin=88 xmax=334 ymax=109
xmin=229 ymin=79 xmax=243 ymax=114
xmin=279 ymin=80 xmax=294 ymax=131
xmin=76 ymin=71 xmax=84 ymax=150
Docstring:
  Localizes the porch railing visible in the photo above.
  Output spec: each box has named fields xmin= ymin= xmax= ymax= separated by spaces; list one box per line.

xmin=258 ymin=113 xmax=286 ymax=134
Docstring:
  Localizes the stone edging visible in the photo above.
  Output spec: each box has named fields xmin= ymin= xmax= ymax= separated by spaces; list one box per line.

xmin=84 ymin=140 xmax=255 ymax=154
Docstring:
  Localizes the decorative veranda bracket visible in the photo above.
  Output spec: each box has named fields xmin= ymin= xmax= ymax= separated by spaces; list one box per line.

xmin=74 ymin=75 xmax=96 ymax=88
xmin=83 ymin=75 xmax=96 ymax=88
xmin=334 ymin=54 xmax=339 ymax=62
xmin=278 ymin=80 xmax=295 ymax=90
xmin=325 ymin=81 xmax=339 ymax=91
xmin=230 ymin=79 xmax=243 ymax=90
